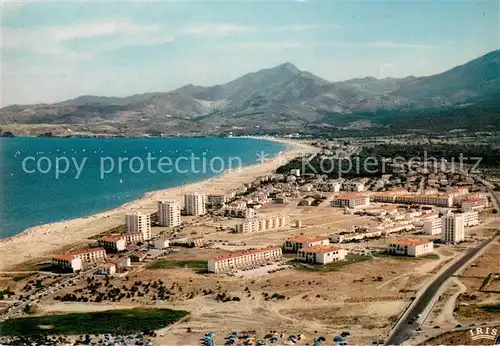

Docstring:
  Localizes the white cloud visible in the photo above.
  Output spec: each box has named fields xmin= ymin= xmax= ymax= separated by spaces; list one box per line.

xmin=180 ymin=22 xmax=256 ymax=37
xmin=2 ymin=19 xmax=172 ymax=57
xmin=220 ymin=41 xmax=303 ymax=50
xmin=368 ymin=41 xmax=439 ymax=49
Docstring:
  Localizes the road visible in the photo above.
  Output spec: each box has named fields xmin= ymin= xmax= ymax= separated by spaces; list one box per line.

xmin=386 ymin=235 xmax=496 ymax=345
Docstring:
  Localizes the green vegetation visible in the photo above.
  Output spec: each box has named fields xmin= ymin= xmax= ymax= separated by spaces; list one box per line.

xmin=373 ymin=252 xmax=439 ymax=260
xmin=291 ymin=254 xmax=372 ymax=272
xmin=146 ymin=260 xmax=207 ymax=271
xmin=481 ymin=304 xmax=500 ymax=313
xmin=0 ymin=308 xmax=188 ymax=336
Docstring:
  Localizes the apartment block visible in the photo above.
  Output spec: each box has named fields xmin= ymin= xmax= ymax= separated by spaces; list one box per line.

xmin=222 ymin=206 xmax=256 ymax=219
xmin=388 ymin=238 xmax=434 ymax=257
xmin=51 ymin=254 xmax=83 ymax=272
xmin=158 ymin=200 xmax=181 ymax=227
xmin=52 ymin=247 xmax=107 ymax=271
xmin=125 ymin=212 xmax=152 ymax=240
xmin=184 ymin=192 xmax=207 ymax=216
xmin=207 ymin=194 xmax=227 ymax=206
xmin=297 ymin=246 xmax=346 ymax=264
xmin=441 ymin=214 xmax=465 ymax=244
xmin=462 ymin=210 xmax=479 ymax=227
xmin=283 ymin=236 xmax=330 ymax=252
xmin=98 ymin=235 xmax=127 ymax=252
xmin=235 ymin=215 xmax=289 ymax=233
xmin=208 ymin=246 xmax=282 ymax=273
xmin=423 ymin=218 xmax=442 ymax=235
xmin=332 ymin=193 xmax=370 ymax=209
xmin=394 ymin=194 xmax=453 ymax=207
xmin=461 ymin=195 xmax=488 ymax=211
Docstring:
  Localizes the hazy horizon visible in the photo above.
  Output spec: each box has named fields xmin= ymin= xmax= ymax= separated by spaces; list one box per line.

xmin=2 ymin=0 xmax=498 ymax=106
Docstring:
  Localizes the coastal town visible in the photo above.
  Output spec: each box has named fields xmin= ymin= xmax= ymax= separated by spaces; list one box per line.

xmin=0 ymin=138 xmax=499 ymax=346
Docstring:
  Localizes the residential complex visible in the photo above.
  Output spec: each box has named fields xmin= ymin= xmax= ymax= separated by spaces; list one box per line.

xmin=158 ymin=200 xmax=181 ymax=227
xmin=98 ymin=235 xmax=127 ymax=252
xmin=332 ymin=193 xmax=370 ymax=209
xmin=184 ymin=192 xmax=207 ymax=216
xmin=441 ymin=214 xmax=465 ymax=244
xmin=297 ymin=246 xmax=347 ymax=264
xmin=222 ymin=206 xmax=256 ymax=219
xmin=125 ymin=212 xmax=152 ymax=240
xmin=207 ymin=194 xmax=227 ymax=206
xmin=283 ymin=236 xmax=330 ymax=252
xmin=462 ymin=210 xmax=479 ymax=226
xmin=235 ymin=215 xmax=290 ymax=233
xmin=423 ymin=218 xmax=442 ymax=235
xmin=388 ymin=238 xmax=434 ymax=257
xmin=52 ymin=247 xmax=107 ymax=272
xmin=372 ymin=193 xmax=453 ymax=207
xmin=208 ymin=247 xmax=283 ymax=273
xmin=461 ymin=194 xmax=488 ymax=211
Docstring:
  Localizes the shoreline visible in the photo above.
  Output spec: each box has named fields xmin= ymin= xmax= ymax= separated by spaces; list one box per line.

xmin=0 ymin=137 xmax=317 ymax=271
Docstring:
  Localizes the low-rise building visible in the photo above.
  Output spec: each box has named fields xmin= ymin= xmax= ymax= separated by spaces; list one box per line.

xmin=462 ymin=210 xmax=479 ymax=227
xmin=297 ymin=246 xmax=347 ymax=264
xmin=98 ymin=235 xmax=127 ymax=252
xmin=130 ymin=252 xmax=147 ymax=262
xmin=283 ymin=236 xmax=330 ymax=252
xmin=98 ymin=263 xmax=117 ymax=276
xmin=154 ymin=237 xmax=170 ymax=249
xmin=124 ymin=232 xmax=144 ymax=244
xmin=299 ymin=197 xmax=315 ymax=206
xmin=330 ymin=230 xmax=384 ymax=243
xmin=207 ymin=194 xmax=228 ymax=206
xmin=342 ymin=181 xmax=365 ymax=192
xmin=222 ymin=206 xmax=256 ymax=218
xmin=394 ymin=194 xmax=453 ymax=207
xmin=461 ymin=195 xmax=488 ymax=211
xmin=52 ymin=247 xmax=107 ymax=271
xmin=51 ymin=254 xmax=83 ymax=272
xmin=388 ymin=238 xmax=434 ymax=257
xmin=208 ymin=246 xmax=282 ymax=273
xmin=332 ymin=193 xmax=370 ymax=209
xmin=235 ymin=215 xmax=289 ymax=233
xmin=423 ymin=218 xmax=442 ymax=235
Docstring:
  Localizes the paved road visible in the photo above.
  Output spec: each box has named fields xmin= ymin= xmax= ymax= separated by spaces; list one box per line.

xmin=386 ymin=236 xmax=496 ymax=345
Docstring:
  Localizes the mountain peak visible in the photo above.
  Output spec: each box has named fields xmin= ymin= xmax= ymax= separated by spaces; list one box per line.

xmin=275 ymin=62 xmax=301 ymax=74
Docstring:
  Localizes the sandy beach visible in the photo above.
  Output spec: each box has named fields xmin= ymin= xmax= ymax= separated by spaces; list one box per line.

xmin=0 ymin=137 xmax=317 ymax=271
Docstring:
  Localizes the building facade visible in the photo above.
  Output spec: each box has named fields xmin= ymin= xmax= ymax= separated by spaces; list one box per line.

xmin=125 ymin=212 xmax=152 ymax=240
xmin=184 ymin=192 xmax=207 ymax=216
xmin=388 ymin=238 xmax=434 ymax=257
xmin=51 ymin=255 xmax=83 ymax=272
xmin=222 ymin=206 xmax=256 ymax=219
xmin=153 ymin=237 xmax=170 ymax=249
xmin=98 ymin=235 xmax=127 ymax=252
xmin=423 ymin=218 xmax=442 ymax=235
xmin=332 ymin=193 xmax=370 ymax=209
xmin=208 ymin=194 xmax=227 ymax=206
xmin=235 ymin=215 xmax=289 ymax=233
xmin=441 ymin=214 xmax=465 ymax=244
xmin=462 ymin=210 xmax=479 ymax=227
xmin=208 ymin=247 xmax=282 ymax=273
xmin=158 ymin=200 xmax=181 ymax=227
xmin=283 ymin=236 xmax=330 ymax=252
xmin=297 ymin=246 xmax=346 ymax=264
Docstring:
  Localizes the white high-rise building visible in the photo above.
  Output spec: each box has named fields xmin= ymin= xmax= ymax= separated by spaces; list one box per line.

xmin=125 ymin=212 xmax=151 ymax=240
xmin=158 ymin=200 xmax=181 ymax=227
xmin=184 ymin=192 xmax=206 ymax=216
xmin=441 ymin=214 xmax=465 ymax=244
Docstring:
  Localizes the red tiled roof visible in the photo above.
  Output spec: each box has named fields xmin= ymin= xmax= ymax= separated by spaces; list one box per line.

xmin=67 ymin=247 xmax=106 ymax=256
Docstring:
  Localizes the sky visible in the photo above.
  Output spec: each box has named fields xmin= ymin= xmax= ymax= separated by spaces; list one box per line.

xmin=1 ymin=0 xmax=499 ymax=105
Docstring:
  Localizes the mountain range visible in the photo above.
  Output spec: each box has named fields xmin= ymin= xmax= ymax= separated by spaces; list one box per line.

xmin=1 ymin=49 xmax=499 ymax=136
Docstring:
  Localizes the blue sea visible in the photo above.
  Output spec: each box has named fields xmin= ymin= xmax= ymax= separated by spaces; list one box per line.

xmin=0 ymin=137 xmax=285 ymax=238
